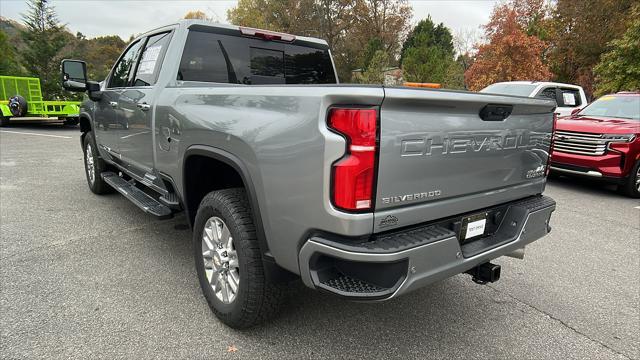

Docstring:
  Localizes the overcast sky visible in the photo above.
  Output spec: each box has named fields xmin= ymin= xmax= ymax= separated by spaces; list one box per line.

xmin=0 ymin=0 xmax=497 ymax=40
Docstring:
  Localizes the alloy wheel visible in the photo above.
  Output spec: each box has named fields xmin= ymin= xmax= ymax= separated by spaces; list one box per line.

xmin=85 ymin=143 xmax=95 ymax=185
xmin=201 ymin=216 xmax=240 ymax=304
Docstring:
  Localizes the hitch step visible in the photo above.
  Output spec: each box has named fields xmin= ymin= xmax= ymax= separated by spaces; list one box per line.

xmin=466 ymin=262 xmax=501 ymax=284
xmin=101 ymin=172 xmax=173 ymax=219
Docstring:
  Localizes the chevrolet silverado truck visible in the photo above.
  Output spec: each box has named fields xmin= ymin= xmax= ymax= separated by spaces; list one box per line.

xmin=551 ymin=92 xmax=640 ymax=197
xmin=61 ymin=20 xmax=557 ymax=328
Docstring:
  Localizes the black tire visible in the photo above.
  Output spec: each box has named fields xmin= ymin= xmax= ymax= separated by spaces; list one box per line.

xmin=8 ymin=95 xmax=28 ymax=117
xmin=193 ymin=188 xmax=284 ymax=328
xmin=82 ymin=132 xmax=113 ymax=194
xmin=618 ymin=161 xmax=640 ymax=198
xmin=0 ymin=116 xmax=9 ymax=127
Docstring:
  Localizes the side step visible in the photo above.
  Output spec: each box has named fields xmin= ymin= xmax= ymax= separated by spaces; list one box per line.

xmin=101 ymin=172 xmax=173 ymax=219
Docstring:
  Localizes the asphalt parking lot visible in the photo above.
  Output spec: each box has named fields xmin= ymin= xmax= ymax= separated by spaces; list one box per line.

xmin=1 ymin=124 xmax=638 ymax=359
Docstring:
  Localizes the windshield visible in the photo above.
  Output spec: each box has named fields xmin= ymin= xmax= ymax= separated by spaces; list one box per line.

xmin=480 ymin=83 xmax=537 ymax=97
xmin=577 ymin=95 xmax=640 ymax=120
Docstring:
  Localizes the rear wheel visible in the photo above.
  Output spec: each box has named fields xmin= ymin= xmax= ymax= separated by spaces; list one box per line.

xmin=618 ymin=161 xmax=640 ymax=198
xmin=193 ymin=188 xmax=284 ymax=328
xmin=83 ymin=132 xmax=113 ymax=194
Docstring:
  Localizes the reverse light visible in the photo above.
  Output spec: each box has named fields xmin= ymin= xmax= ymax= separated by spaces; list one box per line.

xmin=328 ymin=107 xmax=378 ymax=211
xmin=239 ymin=27 xmax=296 ymax=42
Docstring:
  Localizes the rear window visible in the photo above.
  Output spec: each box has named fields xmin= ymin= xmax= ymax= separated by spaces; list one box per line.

xmin=480 ymin=83 xmax=537 ymax=97
xmin=178 ymin=30 xmax=336 ymax=85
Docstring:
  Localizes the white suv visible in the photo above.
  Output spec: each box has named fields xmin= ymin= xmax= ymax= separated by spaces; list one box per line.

xmin=480 ymin=81 xmax=588 ymax=117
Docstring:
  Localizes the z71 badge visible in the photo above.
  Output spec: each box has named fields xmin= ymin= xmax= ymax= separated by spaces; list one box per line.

xmin=525 ymin=165 xmax=546 ymax=179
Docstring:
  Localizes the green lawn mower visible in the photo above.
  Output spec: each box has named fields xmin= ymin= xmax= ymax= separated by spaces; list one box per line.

xmin=0 ymin=75 xmax=81 ymax=127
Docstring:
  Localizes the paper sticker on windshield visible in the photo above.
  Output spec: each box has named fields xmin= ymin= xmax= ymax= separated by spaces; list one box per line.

xmin=562 ymin=92 xmax=576 ymax=106
xmin=137 ymin=46 xmax=162 ymax=75
xmin=600 ymin=96 xmax=615 ymax=101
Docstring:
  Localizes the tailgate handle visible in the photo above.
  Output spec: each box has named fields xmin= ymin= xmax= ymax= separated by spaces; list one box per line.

xmin=479 ymin=104 xmax=513 ymax=121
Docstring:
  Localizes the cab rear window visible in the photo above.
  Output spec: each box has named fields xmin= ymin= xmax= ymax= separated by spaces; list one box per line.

xmin=178 ymin=30 xmax=336 ymax=85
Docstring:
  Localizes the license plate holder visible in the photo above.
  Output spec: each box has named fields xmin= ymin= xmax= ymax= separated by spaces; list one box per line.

xmin=460 ymin=212 xmax=488 ymax=242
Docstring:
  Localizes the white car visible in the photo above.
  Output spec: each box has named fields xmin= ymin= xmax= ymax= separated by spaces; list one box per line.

xmin=480 ymin=81 xmax=588 ymax=117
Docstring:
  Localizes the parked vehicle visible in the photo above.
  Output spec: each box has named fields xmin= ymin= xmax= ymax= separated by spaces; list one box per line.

xmin=550 ymin=92 xmax=640 ymax=197
xmin=61 ymin=20 xmax=557 ymax=328
xmin=0 ymin=75 xmax=81 ymax=126
xmin=481 ymin=81 xmax=588 ymax=117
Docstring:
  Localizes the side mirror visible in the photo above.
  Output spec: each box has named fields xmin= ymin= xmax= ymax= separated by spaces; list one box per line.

xmin=61 ymin=59 xmax=88 ymax=92
xmin=571 ymin=108 xmax=581 ymax=115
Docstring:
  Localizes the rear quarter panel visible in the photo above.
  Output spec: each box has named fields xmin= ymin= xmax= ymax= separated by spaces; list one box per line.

xmin=155 ymin=85 xmax=383 ymax=273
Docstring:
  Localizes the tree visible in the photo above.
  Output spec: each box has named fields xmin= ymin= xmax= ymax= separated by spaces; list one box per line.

xmin=593 ymin=4 xmax=640 ymax=96
xmin=0 ymin=30 xmax=22 ymax=75
xmin=353 ymin=0 xmax=412 ymax=60
xmin=465 ymin=2 xmax=552 ymax=91
xmin=226 ymin=0 xmax=411 ymax=82
xmin=400 ymin=17 xmax=457 ymax=86
xmin=20 ymin=0 xmax=67 ymax=99
xmin=184 ymin=10 xmax=209 ymax=20
xmin=359 ymin=50 xmax=389 ymax=84
xmin=548 ymin=0 xmax=635 ymax=97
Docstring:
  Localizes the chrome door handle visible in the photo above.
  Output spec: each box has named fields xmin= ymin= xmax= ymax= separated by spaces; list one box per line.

xmin=137 ymin=103 xmax=151 ymax=111
xmin=109 ymin=101 xmax=118 ymax=108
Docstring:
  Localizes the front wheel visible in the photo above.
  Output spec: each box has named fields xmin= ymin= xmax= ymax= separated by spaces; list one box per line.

xmin=193 ymin=188 xmax=284 ymax=328
xmin=618 ymin=161 xmax=640 ymax=198
xmin=83 ymin=132 xmax=113 ymax=194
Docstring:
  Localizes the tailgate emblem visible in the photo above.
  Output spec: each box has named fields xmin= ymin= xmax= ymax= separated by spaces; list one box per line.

xmin=400 ymin=131 xmax=548 ymax=157
xmin=379 ymin=215 xmax=399 ymax=228
xmin=381 ymin=190 xmax=442 ymax=205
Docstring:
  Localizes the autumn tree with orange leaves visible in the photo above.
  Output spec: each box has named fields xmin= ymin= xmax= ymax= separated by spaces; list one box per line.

xmin=464 ymin=1 xmax=552 ymax=91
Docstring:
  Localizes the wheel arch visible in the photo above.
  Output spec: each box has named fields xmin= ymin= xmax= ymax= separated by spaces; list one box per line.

xmin=182 ymin=146 xmax=296 ymax=282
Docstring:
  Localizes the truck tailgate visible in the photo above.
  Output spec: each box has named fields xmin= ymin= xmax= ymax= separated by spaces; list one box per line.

xmin=374 ymin=88 xmax=555 ymax=232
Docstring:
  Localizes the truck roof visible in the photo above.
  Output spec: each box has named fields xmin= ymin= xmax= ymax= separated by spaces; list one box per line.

xmin=136 ymin=20 xmax=329 ymax=47
xmin=492 ymin=81 xmax=584 ymax=90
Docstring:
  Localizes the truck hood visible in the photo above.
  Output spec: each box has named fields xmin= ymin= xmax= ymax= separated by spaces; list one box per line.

xmin=557 ymin=116 xmax=640 ymax=134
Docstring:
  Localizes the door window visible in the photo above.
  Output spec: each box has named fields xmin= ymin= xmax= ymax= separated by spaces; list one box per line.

xmin=133 ymin=32 xmax=172 ymax=87
xmin=108 ymin=41 xmax=143 ymax=88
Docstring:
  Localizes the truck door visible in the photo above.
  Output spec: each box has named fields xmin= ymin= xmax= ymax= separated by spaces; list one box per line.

xmin=96 ymin=39 xmax=144 ymax=163
xmin=118 ymin=31 xmax=173 ymax=180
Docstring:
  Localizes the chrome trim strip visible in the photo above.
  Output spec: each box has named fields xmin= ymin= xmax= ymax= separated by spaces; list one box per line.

xmin=550 ymin=166 xmax=603 ymax=177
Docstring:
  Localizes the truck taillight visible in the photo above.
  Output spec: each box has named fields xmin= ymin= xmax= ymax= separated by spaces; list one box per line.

xmin=328 ymin=107 xmax=378 ymax=212
xmin=546 ymin=113 xmax=558 ymax=176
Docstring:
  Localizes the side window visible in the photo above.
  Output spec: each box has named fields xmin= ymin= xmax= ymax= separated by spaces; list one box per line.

xmin=537 ymin=87 xmax=557 ymax=101
xmin=133 ymin=32 xmax=172 ymax=87
xmin=559 ymin=89 xmax=581 ymax=107
xmin=178 ymin=31 xmax=229 ymax=83
xmin=108 ymin=40 xmax=143 ymax=88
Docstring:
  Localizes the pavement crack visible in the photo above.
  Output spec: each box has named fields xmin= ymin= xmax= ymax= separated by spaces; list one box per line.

xmin=486 ymin=284 xmax=634 ymax=360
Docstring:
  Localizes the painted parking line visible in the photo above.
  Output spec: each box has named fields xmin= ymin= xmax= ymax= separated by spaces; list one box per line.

xmin=0 ymin=130 xmax=72 ymax=139
xmin=635 ymin=206 xmax=640 ymax=210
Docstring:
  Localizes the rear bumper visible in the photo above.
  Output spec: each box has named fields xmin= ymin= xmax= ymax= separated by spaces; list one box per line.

xmin=298 ymin=195 xmax=556 ymax=300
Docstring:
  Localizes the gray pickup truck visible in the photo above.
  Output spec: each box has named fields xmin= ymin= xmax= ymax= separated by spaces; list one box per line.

xmin=61 ymin=20 xmax=557 ymax=328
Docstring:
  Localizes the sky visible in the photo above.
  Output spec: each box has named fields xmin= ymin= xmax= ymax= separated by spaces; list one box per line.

xmin=0 ymin=0 xmax=497 ymax=40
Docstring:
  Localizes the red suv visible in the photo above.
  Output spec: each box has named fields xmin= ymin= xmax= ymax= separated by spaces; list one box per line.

xmin=550 ymin=92 xmax=640 ymax=197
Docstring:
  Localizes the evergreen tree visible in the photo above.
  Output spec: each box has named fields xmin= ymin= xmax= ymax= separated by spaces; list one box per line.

xmin=400 ymin=17 xmax=457 ymax=86
xmin=21 ymin=0 xmax=67 ymax=99
xmin=0 ymin=30 xmax=23 ymax=75
xmin=593 ymin=4 xmax=640 ymax=95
